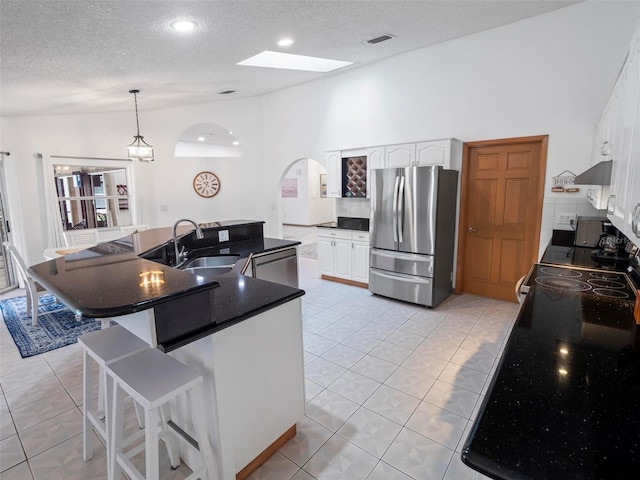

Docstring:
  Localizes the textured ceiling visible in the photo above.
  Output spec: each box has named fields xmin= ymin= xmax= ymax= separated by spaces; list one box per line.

xmin=0 ymin=0 xmax=580 ymax=117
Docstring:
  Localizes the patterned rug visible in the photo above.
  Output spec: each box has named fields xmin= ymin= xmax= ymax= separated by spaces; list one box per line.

xmin=0 ymin=294 xmax=102 ymax=358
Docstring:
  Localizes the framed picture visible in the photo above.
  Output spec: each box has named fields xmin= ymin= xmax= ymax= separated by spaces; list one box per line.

xmin=282 ymin=178 xmax=298 ymax=198
xmin=117 ymin=184 xmax=129 ymax=210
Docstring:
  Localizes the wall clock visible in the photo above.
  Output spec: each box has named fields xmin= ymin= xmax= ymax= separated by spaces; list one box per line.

xmin=193 ymin=171 xmax=221 ymax=198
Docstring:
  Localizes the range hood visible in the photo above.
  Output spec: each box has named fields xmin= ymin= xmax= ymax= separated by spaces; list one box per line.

xmin=573 ymin=160 xmax=612 ymax=185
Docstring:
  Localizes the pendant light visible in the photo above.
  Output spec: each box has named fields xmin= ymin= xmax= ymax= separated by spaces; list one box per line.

xmin=126 ymin=89 xmax=154 ymax=162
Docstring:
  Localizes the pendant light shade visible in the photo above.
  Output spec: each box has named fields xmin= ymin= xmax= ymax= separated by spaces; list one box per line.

xmin=127 ymin=89 xmax=154 ymax=162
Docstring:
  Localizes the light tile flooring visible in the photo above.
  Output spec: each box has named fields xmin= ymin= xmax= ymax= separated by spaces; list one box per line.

xmin=0 ymin=257 xmax=518 ymax=479
xmin=283 ymin=224 xmax=318 ymax=259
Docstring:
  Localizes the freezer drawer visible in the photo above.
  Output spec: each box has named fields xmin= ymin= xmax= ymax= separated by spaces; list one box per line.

xmin=369 ymin=268 xmax=433 ymax=307
xmin=370 ymin=248 xmax=434 ymax=277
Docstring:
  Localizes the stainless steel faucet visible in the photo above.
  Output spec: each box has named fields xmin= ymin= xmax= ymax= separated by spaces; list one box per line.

xmin=172 ymin=218 xmax=204 ymax=265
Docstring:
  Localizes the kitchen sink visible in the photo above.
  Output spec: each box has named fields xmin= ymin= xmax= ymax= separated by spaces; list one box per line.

xmin=180 ymin=254 xmax=240 ymax=276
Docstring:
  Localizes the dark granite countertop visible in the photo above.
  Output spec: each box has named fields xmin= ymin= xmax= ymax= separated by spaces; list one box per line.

xmin=28 ymin=221 xmax=304 ymax=348
xmin=317 ymin=216 xmax=369 ymax=232
xmin=462 ymin=240 xmax=640 ymax=479
xmin=542 ymin=244 xmax=631 ymax=271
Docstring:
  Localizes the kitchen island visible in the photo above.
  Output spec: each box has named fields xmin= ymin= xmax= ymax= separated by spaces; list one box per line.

xmin=28 ymin=220 xmax=305 ymax=480
xmin=462 ymin=243 xmax=640 ymax=479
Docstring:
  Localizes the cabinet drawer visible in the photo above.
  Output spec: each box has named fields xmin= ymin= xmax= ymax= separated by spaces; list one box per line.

xmin=317 ymin=229 xmax=352 ymax=240
xmin=352 ymin=231 xmax=370 ymax=242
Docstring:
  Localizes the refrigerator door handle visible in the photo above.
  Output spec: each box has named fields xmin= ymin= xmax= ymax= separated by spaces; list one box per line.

xmin=398 ymin=175 xmax=405 ymax=244
xmin=392 ymin=175 xmax=400 ymax=243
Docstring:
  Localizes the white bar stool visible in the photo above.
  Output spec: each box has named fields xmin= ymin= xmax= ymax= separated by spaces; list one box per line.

xmin=78 ymin=325 xmax=150 ymax=464
xmin=107 ymin=347 xmax=216 ymax=480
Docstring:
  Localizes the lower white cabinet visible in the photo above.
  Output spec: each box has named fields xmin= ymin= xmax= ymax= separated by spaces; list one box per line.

xmin=318 ymin=229 xmax=370 ymax=284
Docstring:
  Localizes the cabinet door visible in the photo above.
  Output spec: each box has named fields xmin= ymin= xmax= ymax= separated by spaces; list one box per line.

xmin=317 ymin=237 xmax=335 ymax=275
xmin=416 ymin=140 xmax=450 ymax=167
xmin=325 ymin=151 xmax=341 ymax=198
xmin=367 ymin=147 xmax=385 ymax=170
xmin=386 ymin=143 xmax=416 ymax=168
xmin=624 ymin=38 xmax=640 ymax=239
xmin=351 ymin=241 xmax=370 ymax=284
xmin=333 ymin=239 xmax=352 ymax=279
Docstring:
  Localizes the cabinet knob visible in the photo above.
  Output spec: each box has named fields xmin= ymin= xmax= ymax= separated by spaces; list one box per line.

xmin=467 ymin=227 xmax=477 ymax=233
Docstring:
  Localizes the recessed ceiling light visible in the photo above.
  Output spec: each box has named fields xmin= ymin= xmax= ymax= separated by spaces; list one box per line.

xmin=170 ymin=20 xmax=196 ymax=32
xmin=233 ymin=141 xmax=239 ymax=146
xmin=198 ymin=136 xmax=205 ymax=142
xmin=278 ymin=38 xmax=294 ymax=47
xmin=237 ymin=51 xmax=352 ymax=73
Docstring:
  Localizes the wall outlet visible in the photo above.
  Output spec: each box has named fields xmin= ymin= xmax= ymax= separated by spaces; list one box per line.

xmin=556 ymin=213 xmax=576 ymax=225
xmin=218 ymin=230 xmax=229 ymax=242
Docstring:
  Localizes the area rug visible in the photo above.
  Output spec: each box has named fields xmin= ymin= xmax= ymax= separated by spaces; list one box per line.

xmin=0 ymin=294 xmax=103 ymax=358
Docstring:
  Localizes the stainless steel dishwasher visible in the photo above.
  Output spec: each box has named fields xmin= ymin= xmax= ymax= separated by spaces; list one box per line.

xmin=251 ymin=247 xmax=299 ymax=288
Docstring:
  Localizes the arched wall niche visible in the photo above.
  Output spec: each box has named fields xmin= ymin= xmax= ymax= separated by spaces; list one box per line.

xmin=174 ymin=122 xmax=242 ymax=158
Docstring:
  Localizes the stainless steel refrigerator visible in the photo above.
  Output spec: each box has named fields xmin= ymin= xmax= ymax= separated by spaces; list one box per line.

xmin=369 ymin=165 xmax=458 ymax=307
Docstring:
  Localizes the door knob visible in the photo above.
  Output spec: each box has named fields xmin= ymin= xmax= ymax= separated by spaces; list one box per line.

xmin=467 ymin=227 xmax=477 ymax=233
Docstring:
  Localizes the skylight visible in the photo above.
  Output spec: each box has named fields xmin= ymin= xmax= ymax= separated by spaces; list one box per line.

xmin=237 ymin=51 xmax=352 ymax=73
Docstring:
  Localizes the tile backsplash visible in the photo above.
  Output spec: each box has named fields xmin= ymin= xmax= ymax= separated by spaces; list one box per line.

xmin=336 ymin=197 xmax=370 ymax=218
xmin=538 ymin=195 xmax=606 ymax=259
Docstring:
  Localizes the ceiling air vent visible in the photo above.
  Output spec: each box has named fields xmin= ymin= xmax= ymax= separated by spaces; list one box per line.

xmin=365 ymin=34 xmax=395 ymax=45
xmin=219 ymin=90 xmax=235 ymax=95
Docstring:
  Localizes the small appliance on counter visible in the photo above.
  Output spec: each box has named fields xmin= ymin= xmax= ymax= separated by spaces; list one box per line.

xmin=574 ymin=216 xmax=605 ymax=247
xmin=591 ymin=220 xmax=631 ymax=267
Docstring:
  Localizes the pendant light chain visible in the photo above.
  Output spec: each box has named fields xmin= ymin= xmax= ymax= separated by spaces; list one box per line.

xmin=132 ymin=90 xmax=141 ymax=137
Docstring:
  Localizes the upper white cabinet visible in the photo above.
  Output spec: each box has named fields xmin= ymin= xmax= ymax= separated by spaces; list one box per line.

xmin=325 ymin=151 xmax=341 ymax=198
xmin=416 ymin=140 xmax=450 ymax=166
xmin=383 ymin=139 xmax=461 ymax=169
xmin=386 ymin=143 xmax=416 ymax=168
xmin=326 ymin=139 xmax=461 ymax=201
xmin=601 ymin=25 xmax=640 ymax=241
xmin=366 ymin=146 xmax=385 ymax=170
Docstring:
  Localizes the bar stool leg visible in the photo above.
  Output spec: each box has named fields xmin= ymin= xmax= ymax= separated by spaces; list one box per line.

xmin=109 ymin=381 xmax=125 ymax=480
xmin=82 ymin=349 xmax=94 ymax=461
xmin=145 ymin=407 xmax=160 ymax=480
xmin=159 ymin=404 xmax=181 ymax=469
xmin=189 ymin=383 xmax=216 ymax=478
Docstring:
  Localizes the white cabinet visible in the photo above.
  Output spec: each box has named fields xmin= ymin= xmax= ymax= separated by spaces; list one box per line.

xmin=416 ymin=140 xmax=450 ymax=166
xmin=317 ymin=229 xmax=370 ymax=284
xmin=602 ymin=30 xmax=640 ymax=241
xmin=384 ymin=140 xmax=461 ymax=168
xmin=351 ymin=232 xmax=370 ymax=284
xmin=325 ymin=151 xmax=341 ymax=198
xmin=367 ymin=146 xmax=385 ymax=170
xmin=386 ymin=143 xmax=416 ymax=168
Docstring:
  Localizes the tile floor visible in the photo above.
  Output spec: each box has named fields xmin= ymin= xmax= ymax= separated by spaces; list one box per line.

xmin=0 ymin=256 xmax=518 ymax=479
xmin=283 ymin=224 xmax=319 ymax=260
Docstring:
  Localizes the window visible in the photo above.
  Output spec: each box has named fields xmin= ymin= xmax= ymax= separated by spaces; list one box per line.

xmin=54 ymin=163 xmax=132 ymax=231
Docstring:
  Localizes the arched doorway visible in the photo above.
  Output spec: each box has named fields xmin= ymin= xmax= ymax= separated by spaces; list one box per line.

xmin=278 ymin=158 xmax=335 ymax=259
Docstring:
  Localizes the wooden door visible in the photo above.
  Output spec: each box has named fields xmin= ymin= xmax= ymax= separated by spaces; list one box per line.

xmin=457 ymin=136 xmax=547 ymax=302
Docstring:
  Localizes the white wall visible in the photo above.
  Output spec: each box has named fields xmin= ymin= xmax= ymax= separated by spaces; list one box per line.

xmin=1 ymin=97 xmax=269 ymax=264
xmin=1 ymin=1 xmax=639 ymax=265
xmin=262 ymin=1 xmax=640 ymax=245
xmin=281 ymin=159 xmax=334 ymax=225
